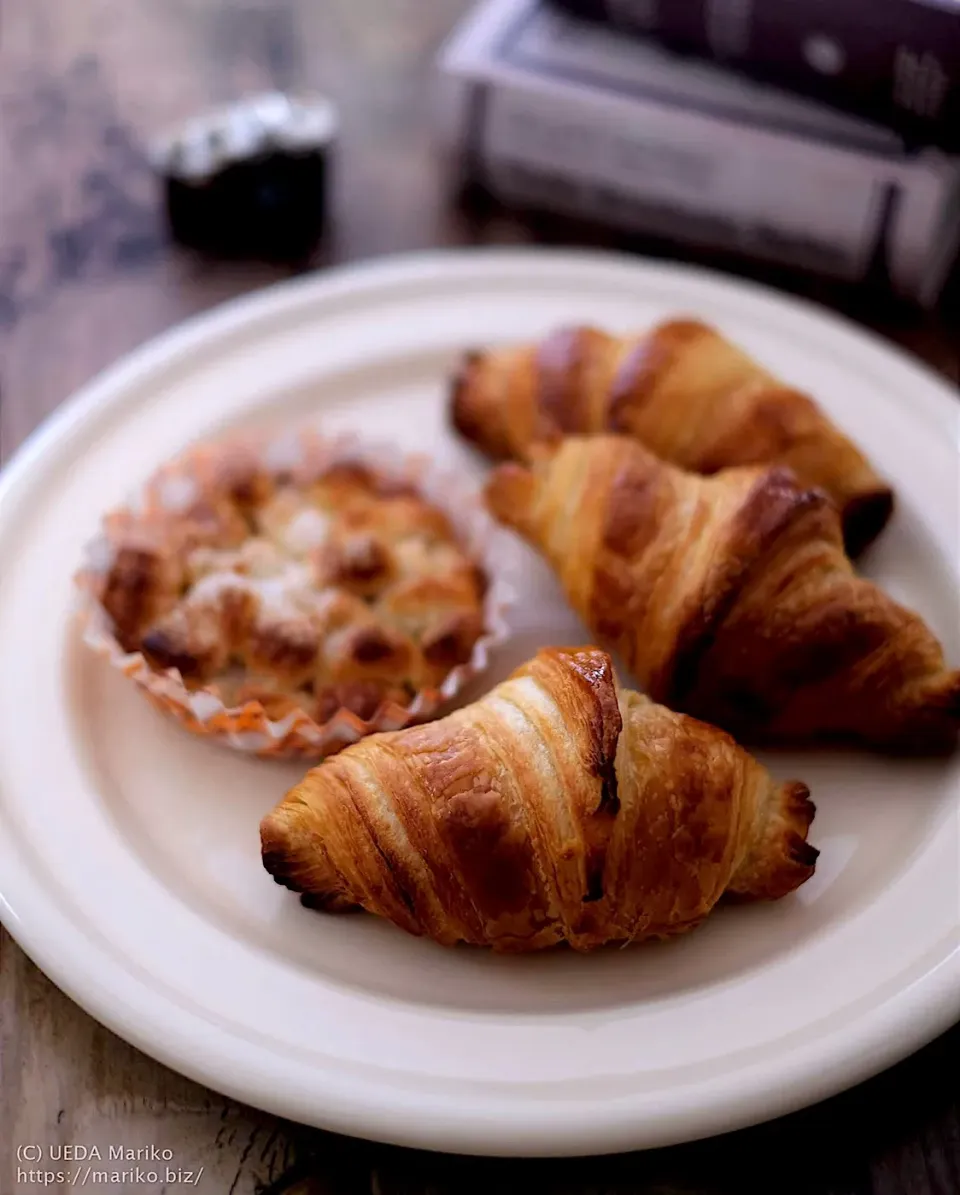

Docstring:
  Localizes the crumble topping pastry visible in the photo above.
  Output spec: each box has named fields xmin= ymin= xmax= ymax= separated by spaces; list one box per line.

xmin=75 ymin=429 xmax=512 ymax=759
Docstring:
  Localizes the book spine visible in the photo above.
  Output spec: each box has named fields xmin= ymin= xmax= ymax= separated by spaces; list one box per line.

xmin=888 ymin=159 xmax=960 ymax=304
xmin=548 ymin=0 xmax=960 ymax=150
xmin=435 ymin=0 xmax=960 ymax=302
xmin=466 ymin=73 xmax=893 ymax=284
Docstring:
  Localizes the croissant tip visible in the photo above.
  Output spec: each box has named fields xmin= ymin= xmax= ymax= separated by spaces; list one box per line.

xmin=785 ymin=780 xmax=816 ymax=823
xmin=448 ymin=349 xmax=486 ymax=447
xmin=261 ymin=856 xmax=304 ymax=893
xmin=789 ymin=835 xmax=821 ymax=868
xmin=300 ymin=890 xmax=362 ymax=913
xmin=727 ymin=778 xmax=819 ymax=902
xmin=783 ymin=781 xmax=819 ymax=865
xmin=872 ymin=675 xmax=960 ymax=756
xmin=937 ymin=668 xmax=960 ymax=714
xmin=483 ymin=461 xmax=535 ymax=529
xmin=842 ymin=486 xmax=895 ymax=557
xmin=260 ymin=812 xmax=307 ymax=894
xmin=261 ymin=848 xmax=305 ymax=893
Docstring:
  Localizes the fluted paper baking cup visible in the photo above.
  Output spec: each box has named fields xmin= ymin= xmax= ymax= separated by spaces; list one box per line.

xmin=74 ymin=425 xmax=515 ymax=760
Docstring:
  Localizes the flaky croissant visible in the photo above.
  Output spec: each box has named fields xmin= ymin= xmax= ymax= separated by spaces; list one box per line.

xmin=486 ymin=437 xmax=959 ymax=754
xmin=261 ymin=646 xmax=817 ymax=951
xmin=451 ymin=318 xmax=893 ymax=555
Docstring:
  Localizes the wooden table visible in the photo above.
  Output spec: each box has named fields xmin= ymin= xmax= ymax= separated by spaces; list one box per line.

xmin=1 ymin=3 xmax=958 ymax=1192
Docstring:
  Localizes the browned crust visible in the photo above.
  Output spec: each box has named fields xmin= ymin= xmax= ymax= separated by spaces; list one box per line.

xmin=550 ymin=647 xmax=623 ymax=907
xmin=486 ymin=435 xmax=953 ymax=754
xmin=260 ymin=845 xmax=303 ymax=893
xmin=421 ymin=610 xmax=486 ymax=669
xmin=200 ymin=446 xmax=275 ymax=509
xmin=483 ymin=462 xmax=537 ymax=536
xmin=101 ymin=543 xmax=181 ymax=650
xmin=260 ymin=645 xmax=818 ymax=951
xmin=606 ymin=318 xmax=710 ymax=433
xmin=786 ymin=782 xmax=820 ymax=863
xmin=314 ymin=680 xmax=405 ymax=724
xmin=842 ymin=485 xmax=895 ymax=558
xmin=452 ymin=316 xmax=894 ymax=557
xmin=535 ymin=326 xmax=596 ymax=436
xmin=260 ymin=807 xmax=318 ymax=894
xmin=248 ymin=621 xmax=321 ymax=678
xmin=345 ymin=626 xmax=411 ymax=669
xmin=664 ymin=471 xmax=832 ymax=707
xmin=261 ymin=797 xmax=369 ymax=919
xmin=546 ymin=646 xmax=623 ymax=815
xmin=312 ymin=459 xmax=417 ymax=500
xmin=597 ymin=449 xmax=665 ymax=563
xmin=315 ymin=533 xmax=393 ymax=594
xmin=586 ymin=444 xmax=835 ymax=707
xmin=777 ymin=780 xmax=820 ymax=880
xmin=438 ymin=786 xmax=542 ymax=921
xmin=859 ymin=667 xmax=960 ymax=757
xmin=448 ymin=350 xmax=511 ymax=459
xmin=91 ymin=436 xmax=488 ymax=738
xmin=140 ymin=627 xmax=209 ymax=679
xmin=726 ymin=781 xmax=819 ymax=903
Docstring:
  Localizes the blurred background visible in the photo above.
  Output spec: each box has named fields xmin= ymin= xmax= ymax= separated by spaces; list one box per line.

xmin=1 ymin=3 xmax=959 ymax=1194
xmin=2 ymin=0 xmax=958 ymax=460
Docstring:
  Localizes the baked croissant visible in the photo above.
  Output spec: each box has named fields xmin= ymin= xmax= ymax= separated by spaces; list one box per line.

xmin=261 ymin=646 xmax=817 ymax=952
xmin=485 ymin=437 xmax=959 ymax=754
xmin=451 ymin=318 xmax=893 ymax=555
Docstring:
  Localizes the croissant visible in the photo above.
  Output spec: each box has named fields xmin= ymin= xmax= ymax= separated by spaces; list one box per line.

xmin=450 ymin=318 xmax=893 ymax=555
xmin=485 ymin=437 xmax=959 ymax=754
xmin=261 ymin=646 xmax=817 ymax=952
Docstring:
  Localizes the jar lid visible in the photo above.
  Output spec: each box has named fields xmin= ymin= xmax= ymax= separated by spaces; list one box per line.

xmin=151 ymin=91 xmax=339 ymax=184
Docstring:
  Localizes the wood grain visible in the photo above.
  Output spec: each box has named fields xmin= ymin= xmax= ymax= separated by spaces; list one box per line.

xmin=0 ymin=2 xmax=958 ymax=1193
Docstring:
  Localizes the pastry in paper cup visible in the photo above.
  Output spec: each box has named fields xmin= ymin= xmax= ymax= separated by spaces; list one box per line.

xmin=74 ymin=426 xmax=515 ymax=760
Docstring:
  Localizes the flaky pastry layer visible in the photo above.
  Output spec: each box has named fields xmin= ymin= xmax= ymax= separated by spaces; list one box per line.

xmin=262 ymin=646 xmax=818 ymax=951
xmin=451 ymin=318 xmax=893 ymax=555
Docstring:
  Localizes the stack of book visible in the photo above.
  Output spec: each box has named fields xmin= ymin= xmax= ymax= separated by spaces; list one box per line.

xmin=434 ymin=0 xmax=960 ymax=305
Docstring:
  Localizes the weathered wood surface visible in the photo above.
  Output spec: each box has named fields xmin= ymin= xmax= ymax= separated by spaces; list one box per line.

xmin=1 ymin=2 xmax=958 ymax=1193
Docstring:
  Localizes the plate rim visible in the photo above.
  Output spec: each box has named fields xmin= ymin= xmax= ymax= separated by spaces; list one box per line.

xmin=1 ymin=245 xmax=958 ymax=1157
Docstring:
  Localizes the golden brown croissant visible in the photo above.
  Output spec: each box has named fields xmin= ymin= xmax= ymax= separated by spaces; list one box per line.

xmin=485 ymin=437 xmax=959 ymax=754
xmin=261 ymin=646 xmax=817 ymax=952
xmin=451 ymin=318 xmax=893 ymax=555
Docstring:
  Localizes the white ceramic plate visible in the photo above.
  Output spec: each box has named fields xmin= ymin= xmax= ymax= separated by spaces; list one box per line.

xmin=0 ymin=249 xmax=958 ymax=1158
